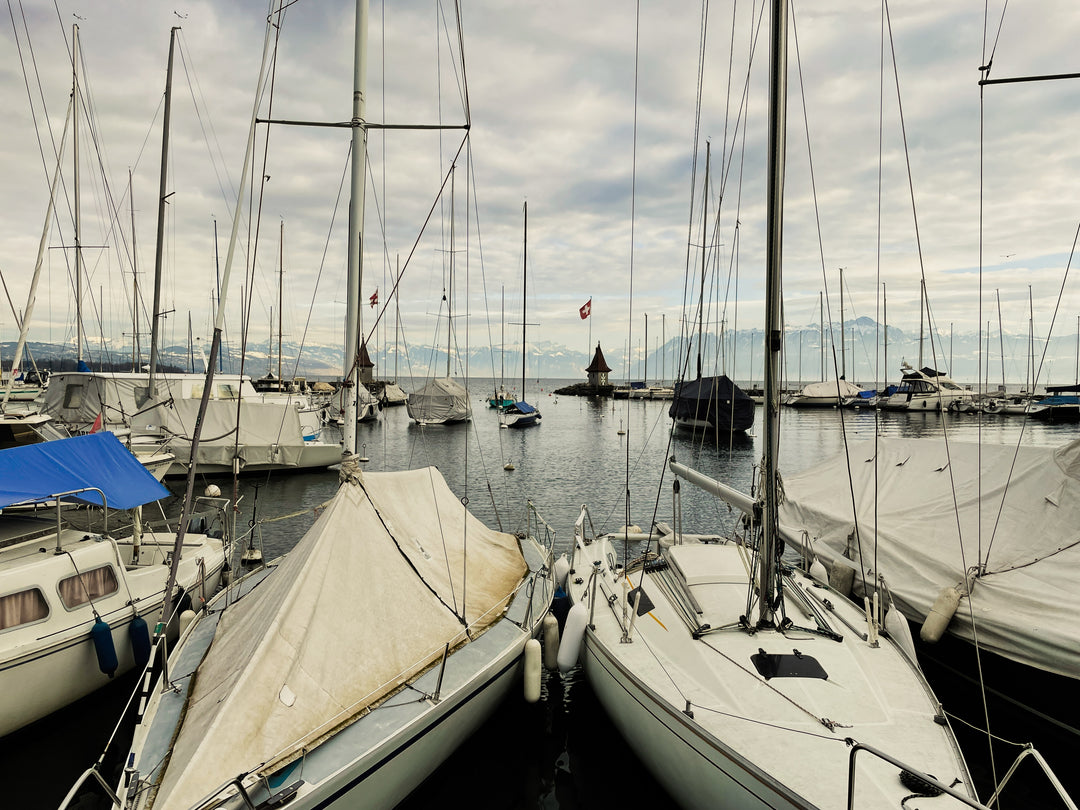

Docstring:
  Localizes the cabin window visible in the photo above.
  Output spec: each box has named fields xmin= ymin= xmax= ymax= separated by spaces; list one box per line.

xmin=58 ymin=565 xmax=119 ymax=609
xmin=134 ymin=385 xmax=152 ymax=407
xmin=0 ymin=588 xmax=49 ymax=631
xmin=63 ymin=384 xmax=85 ymax=409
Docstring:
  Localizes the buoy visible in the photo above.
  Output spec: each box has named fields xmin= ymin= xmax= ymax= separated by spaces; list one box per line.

xmin=179 ymin=609 xmax=197 ymax=636
xmin=885 ymin=606 xmax=917 ymax=660
xmin=204 ymin=483 xmax=221 ymax=498
xmin=920 ymin=584 xmax=963 ymax=643
xmin=524 ymin=639 xmax=542 ymax=703
xmin=557 ymin=602 xmax=588 ymax=673
xmin=543 ymin=614 xmax=560 ymax=670
xmin=129 ymin=615 xmax=151 ymax=668
xmin=504 ymin=460 xmax=515 ymax=471
xmin=91 ymin=619 xmax=118 ymax=678
xmin=552 ymin=556 xmax=571 ymax=592
xmin=828 ymin=561 xmax=855 ymax=597
xmin=809 ymin=558 xmax=829 ymax=586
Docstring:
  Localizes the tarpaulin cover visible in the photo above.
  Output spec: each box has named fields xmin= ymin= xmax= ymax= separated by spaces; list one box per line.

xmin=510 ymin=401 xmax=537 ymax=414
xmin=406 ymin=377 xmax=472 ymax=423
xmin=778 ymin=436 xmax=1080 ymax=678
xmin=0 ymin=431 xmax=168 ymax=509
xmin=149 ymin=466 xmax=526 ymax=809
xmin=669 ymin=375 xmax=755 ymax=432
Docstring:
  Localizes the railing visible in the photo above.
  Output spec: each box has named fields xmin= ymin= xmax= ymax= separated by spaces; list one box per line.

xmin=847 ymin=741 xmax=1077 ymax=810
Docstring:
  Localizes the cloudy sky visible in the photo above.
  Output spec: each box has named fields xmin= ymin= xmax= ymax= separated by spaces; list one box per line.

xmin=3 ymin=0 xmax=1080 ymax=380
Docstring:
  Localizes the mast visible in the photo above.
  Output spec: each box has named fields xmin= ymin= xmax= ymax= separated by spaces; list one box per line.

xmin=696 ymin=142 xmax=711 ymax=380
xmin=73 ymin=25 xmax=84 ymax=366
xmin=918 ymin=279 xmax=925 ymax=369
xmin=996 ymin=289 xmax=1005 ymax=391
xmin=643 ymin=313 xmax=648 ymax=385
xmin=819 ymin=291 xmax=824 ymax=379
xmin=447 ymin=165 xmax=455 ymax=378
xmin=839 ymin=267 xmax=845 ymax=378
xmin=343 ymin=0 xmax=369 ymax=456
xmin=130 ymin=169 xmax=139 ymax=371
xmin=148 ymin=26 xmax=178 ymax=397
xmin=759 ymin=0 xmax=788 ymax=628
xmin=522 ymin=201 xmax=527 ymax=400
xmin=278 ymin=220 xmax=284 ymax=388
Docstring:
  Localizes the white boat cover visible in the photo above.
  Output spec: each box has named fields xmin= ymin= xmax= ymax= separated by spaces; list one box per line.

xmin=406 ymin=377 xmax=471 ymax=423
xmin=151 ymin=465 xmax=526 ymax=809
xmin=777 ymin=436 xmax=1080 ymax=679
xmin=148 ymin=399 xmax=308 ymax=469
xmin=794 ymin=379 xmax=863 ymax=400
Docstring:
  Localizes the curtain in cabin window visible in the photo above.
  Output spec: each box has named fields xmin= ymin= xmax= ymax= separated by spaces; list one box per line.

xmin=58 ymin=566 xmax=119 ymax=609
xmin=0 ymin=588 xmax=49 ymax=630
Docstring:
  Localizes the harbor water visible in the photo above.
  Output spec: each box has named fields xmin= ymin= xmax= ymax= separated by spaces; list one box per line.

xmin=6 ymin=379 xmax=1076 ymax=808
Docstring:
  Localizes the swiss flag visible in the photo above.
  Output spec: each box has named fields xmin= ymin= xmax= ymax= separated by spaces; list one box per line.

xmin=369 ymin=289 xmax=379 ymax=308
xmin=579 ymin=298 xmax=592 ymax=320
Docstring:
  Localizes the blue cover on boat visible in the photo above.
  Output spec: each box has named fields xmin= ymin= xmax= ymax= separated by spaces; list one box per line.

xmin=512 ymin=401 xmax=538 ymax=414
xmin=0 ymin=432 xmax=169 ymax=510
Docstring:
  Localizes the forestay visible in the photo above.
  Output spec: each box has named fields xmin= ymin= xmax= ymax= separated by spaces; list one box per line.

xmin=150 ymin=465 xmax=527 ymax=809
xmin=778 ymin=436 xmax=1080 ymax=679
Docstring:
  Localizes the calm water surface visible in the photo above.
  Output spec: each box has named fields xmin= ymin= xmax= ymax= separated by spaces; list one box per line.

xmin=10 ymin=382 xmax=1077 ymax=808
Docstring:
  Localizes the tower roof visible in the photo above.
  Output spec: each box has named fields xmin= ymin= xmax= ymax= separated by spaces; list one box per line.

xmin=358 ymin=340 xmax=374 ymax=369
xmin=585 ymin=342 xmax=611 ymax=373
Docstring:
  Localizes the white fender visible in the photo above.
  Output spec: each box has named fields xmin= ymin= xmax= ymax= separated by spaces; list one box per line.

xmin=920 ymin=584 xmax=962 ymax=643
xmin=557 ymin=602 xmax=589 ymax=673
xmin=542 ymin=614 xmax=560 ymax=670
xmin=178 ymin=609 xmax=197 ymax=636
xmin=524 ymin=639 xmax=542 ymax=703
xmin=885 ymin=606 xmax=917 ymax=660
xmin=553 ymin=556 xmax=571 ymax=592
xmin=809 ymin=558 xmax=829 ymax=586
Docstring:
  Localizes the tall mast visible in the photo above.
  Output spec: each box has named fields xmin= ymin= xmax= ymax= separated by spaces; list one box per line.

xmin=278 ymin=220 xmax=284 ymax=387
xmin=839 ymin=267 xmax=845 ymax=378
xmin=447 ymin=166 xmax=455 ymax=378
xmin=73 ymin=25 xmax=84 ymax=365
xmin=918 ymin=279 xmax=925 ymax=369
xmin=343 ymin=0 xmax=369 ymax=456
xmin=130 ymin=169 xmax=139 ymax=371
xmin=149 ymin=27 xmax=178 ymax=397
xmin=759 ymin=0 xmax=788 ymax=628
xmin=697 ymin=142 xmax=711 ymax=380
xmin=522 ymin=201 xmax=527 ymax=399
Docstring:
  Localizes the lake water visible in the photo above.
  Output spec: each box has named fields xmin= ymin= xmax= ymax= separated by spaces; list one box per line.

xmin=8 ymin=380 xmax=1077 ymax=808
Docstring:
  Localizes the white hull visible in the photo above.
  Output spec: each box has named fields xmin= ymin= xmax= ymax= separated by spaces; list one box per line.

xmin=566 ymin=531 xmax=975 ymax=809
xmin=0 ymin=532 xmax=224 ymax=737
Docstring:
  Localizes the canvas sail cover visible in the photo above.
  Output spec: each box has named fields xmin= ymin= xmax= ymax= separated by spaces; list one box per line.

xmin=141 ymin=399 xmax=308 ymax=469
xmin=794 ymin=379 xmax=863 ymax=400
xmin=150 ymin=466 xmax=527 ymax=809
xmin=777 ymin=437 xmax=1080 ymax=678
xmin=669 ymin=375 xmax=755 ymax=431
xmin=406 ymin=377 xmax=471 ymax=423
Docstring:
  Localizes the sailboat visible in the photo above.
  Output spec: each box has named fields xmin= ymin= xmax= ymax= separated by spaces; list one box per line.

xmin=670 ymin=141 xmax=755 ymax=436
xmin=502 ymin=202 xmax=542 ymax=429
xmin=488 ymin=285 xmax=515 ymax=410
xmin=406 ymin=167 xmax=472 ymax=426
xmin=63 ymin=5 xmax=554 ymax=809
xmin=40 ymin=28 xmax=341 ymax=478
xmin=561 ymin=2 xmax=978 ymax=806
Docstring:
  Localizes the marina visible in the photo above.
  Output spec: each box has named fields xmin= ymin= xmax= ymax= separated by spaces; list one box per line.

xmin=2 ymin=387 xmax=1076 ymax=807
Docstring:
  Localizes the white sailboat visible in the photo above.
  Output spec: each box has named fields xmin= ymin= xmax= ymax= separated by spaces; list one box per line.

xmin=61 ymin=4 xmax=554 ymax=809
xmin=406 ymin=167 xmax=472 ymax=426
xmin=561 ymin=2 xmax=979 ymax=806
xmin=502 ymin=201 xmax=541 ymax=429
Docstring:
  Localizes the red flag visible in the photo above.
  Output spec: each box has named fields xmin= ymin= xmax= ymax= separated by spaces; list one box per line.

xmin=369 ymin=289 xmax=379 ymax=308
xmin=579 ymin=298 xmax=592 ymax=320
xmin=90 ymin=412 xmax=103 ymax=433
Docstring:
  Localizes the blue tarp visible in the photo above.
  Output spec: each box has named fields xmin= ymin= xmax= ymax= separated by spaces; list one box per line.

xmin=0 ymin=432 xmax=169 ymax=510
xmin=511 ymin=401 xmax=538 ymax=414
